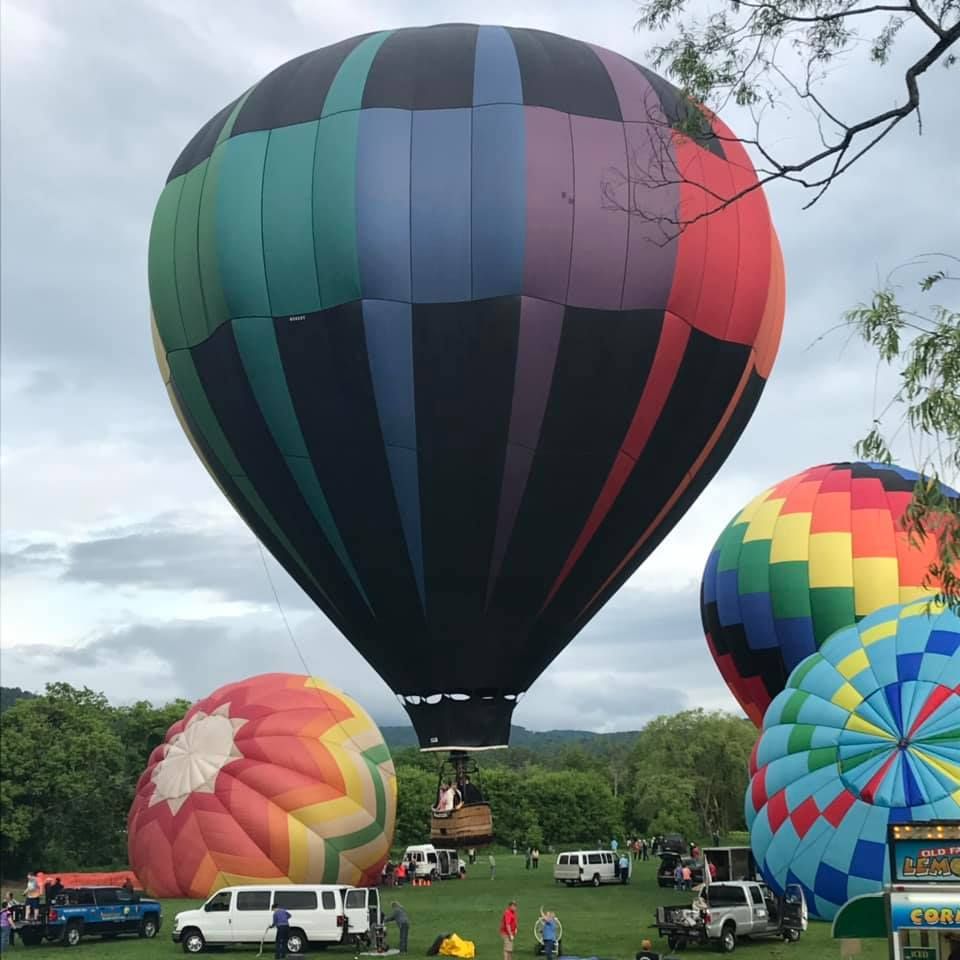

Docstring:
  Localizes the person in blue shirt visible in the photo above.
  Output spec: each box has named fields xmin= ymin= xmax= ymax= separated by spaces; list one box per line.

xmin=539 ymin=908 xmax=558 ymax=960
xmin=384 ymin=901 xmax=410 ymax=953
xmin=270 ymin=902 xmax=292 ymax=959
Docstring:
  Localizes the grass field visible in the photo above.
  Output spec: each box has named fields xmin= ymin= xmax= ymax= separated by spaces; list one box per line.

xmin=9 ymin=854 xmax=886 ymax=959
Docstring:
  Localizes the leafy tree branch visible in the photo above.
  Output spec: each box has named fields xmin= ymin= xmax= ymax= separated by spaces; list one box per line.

xmin=846 ymin=254 xmax=960 ymax=608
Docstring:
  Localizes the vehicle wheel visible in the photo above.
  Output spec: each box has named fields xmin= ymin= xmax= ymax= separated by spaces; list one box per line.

xmin=140 ymin=916 xmax=159 ymax=938
xmin=286 ymin=929 xmax=308 ymax=955
xmin=783 ymin=928 xmax=800 ymax=942
xmin=181 ymin=929 xmax=206 ymax=954
xmin=62 ymin=923 xmax=82 ymax=947
xmin=20 ymin=930 xmax=44 ymax=947
xmin=719 ymin=924 xmax=736 ymax=953
xmin=591 ymin=874 xmax=600 ymax=887
xmin=565 ymin=880 xmax=574 ymax=887
xmin=667 ymin=936 xmax=687 ymax=951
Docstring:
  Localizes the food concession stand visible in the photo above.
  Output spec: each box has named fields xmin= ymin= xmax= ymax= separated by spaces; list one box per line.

xmin=833 ymin=821 xmax=960 ymax=959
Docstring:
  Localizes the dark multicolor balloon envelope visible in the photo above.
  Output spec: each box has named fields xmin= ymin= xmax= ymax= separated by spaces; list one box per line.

xmin=702 ymin=462 xmax=960 ymax=726
xmin=127 ymin=674 xmax=396 ymax=898
xmin=746 ymin=603 xmax=960 ymax=920
xmin=149 ymin=24 xmax=784 ymax=748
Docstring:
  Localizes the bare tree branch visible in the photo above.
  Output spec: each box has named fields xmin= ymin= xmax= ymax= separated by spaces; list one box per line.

xmin=623 ymin=0 xmax=959 ymax=233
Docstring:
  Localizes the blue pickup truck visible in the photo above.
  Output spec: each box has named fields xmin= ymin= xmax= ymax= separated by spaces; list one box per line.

xmin=14 ymin=886 xmax=162 ymax=947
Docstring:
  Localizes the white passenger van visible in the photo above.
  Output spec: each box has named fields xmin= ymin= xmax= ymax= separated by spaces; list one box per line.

xmin=553 ymin=850 xmax=631 ymax=886
xmin=172 ymin=883 xmax=379 ymax=955
xmin=402 ymin=844 xmax=464 ymax=880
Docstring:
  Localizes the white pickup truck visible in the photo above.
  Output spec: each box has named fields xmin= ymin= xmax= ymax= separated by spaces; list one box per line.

xmin=654 ymin=880 xmax=807 ymax=953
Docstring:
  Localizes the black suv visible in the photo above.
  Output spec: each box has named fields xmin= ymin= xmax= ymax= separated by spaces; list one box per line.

xmin=656 ymin=853 xmax=705 ymax=888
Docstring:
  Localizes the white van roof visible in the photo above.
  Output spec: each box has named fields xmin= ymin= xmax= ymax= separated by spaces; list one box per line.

xmin=214 ymin=884 xmax=347 ymax=893
xmin=557 ymin=850 xmax=619 ymax=856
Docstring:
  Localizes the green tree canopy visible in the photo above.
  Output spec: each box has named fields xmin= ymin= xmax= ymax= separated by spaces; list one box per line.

xmin=627 ymin=709 xmax=756 ymax=838
xmin=1 ymin=684 xmax=130 ymax=874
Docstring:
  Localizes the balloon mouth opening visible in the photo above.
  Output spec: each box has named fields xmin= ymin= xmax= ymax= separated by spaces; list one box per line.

xmin=897 ymin=738 xmax=910 ymax=749
xmin=400 ymin=692 xmax=522 ymax=751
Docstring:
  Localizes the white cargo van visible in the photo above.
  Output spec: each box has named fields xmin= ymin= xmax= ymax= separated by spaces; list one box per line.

xmin=172 ymin=884 xmax=377 ymax=955
xmin=402 ymin=844 xmax=464 ymax=880
xmin=553 ymin=850 xmax=631 ymax=886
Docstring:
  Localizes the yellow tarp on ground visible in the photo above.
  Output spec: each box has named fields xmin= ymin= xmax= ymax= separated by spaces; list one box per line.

xmin=439 ymin=934 xmax=476 ymax=958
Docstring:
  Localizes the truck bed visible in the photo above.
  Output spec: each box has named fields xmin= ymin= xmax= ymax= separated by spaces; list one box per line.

xmin=655 ymin=904 xmax=705 ymax=928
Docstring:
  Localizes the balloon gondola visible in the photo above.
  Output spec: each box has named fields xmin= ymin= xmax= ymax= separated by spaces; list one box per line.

xmin=429 ymin=752 xmax=494 ymax=846
xmin=149 ymin=25 xmax=784 ymax=764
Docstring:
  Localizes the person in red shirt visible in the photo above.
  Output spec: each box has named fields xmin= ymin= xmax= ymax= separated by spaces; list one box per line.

xmin=500 ymin=900 xmax=518 ymax=960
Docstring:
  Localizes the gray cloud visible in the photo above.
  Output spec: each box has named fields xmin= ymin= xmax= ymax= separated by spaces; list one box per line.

xmin=0 ymin=612 xmax=409 ymax=721
xmin=1 ymin=543 xmax=65 ymax=575
xmin=0 ymin=579 xmax=728 ymax=734
xmin=2 ymin=512 xmax=317 ymax=610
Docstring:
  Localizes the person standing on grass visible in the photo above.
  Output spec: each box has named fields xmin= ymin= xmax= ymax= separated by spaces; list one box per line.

xmin=489 ymin=852 xmax=496 ymax=879
xmin=0 ymin=902 xmax=11 ymax=955
xmin=270 ymin=901 xmax=292 ymax=959
xmin=539 ymin=908 xmax=558 ymax=960
xmin=531 ymin=848 xmax=540 ymax=870
xmin=500 ymin=900 xmax=518 ymax=960
xmin=383 ymin=901 xmax=409 ymax=954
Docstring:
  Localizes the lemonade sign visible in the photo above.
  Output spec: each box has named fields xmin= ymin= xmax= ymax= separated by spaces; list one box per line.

xmin=895 ymin=840 xmax=960 ymax=883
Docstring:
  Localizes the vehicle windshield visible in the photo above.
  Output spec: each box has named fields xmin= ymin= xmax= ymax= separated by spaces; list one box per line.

xmin=205 ymin=891 xmax=231 ymax=912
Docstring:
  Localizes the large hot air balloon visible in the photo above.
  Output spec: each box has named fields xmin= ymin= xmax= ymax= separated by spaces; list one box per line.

xmin=127 ymin=674 xmax=396 ymax=898
xmin=746 ymin=601 xmax=960 ymax=920
xmin=149 ymin=24 xmax=784 ymax=752
xmin=702 ymin=462 xmax=959 ymax=726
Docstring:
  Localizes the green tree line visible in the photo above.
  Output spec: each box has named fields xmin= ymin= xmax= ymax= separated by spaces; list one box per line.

xmin=1 ymin=684 xmax=755 ymax=875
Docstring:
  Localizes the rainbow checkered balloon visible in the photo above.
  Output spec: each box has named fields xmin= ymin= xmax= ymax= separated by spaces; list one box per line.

xmin=746 ymin=601 xmax=960 ymax=920
xmin=702 ymin=461 xmax=959 ymax=726
xmin=127 ymin=673 xmax=396 ymax=898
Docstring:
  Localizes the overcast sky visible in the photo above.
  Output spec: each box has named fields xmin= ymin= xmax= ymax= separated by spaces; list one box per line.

xmin=1 ymin=0 xmax=955 ymax=734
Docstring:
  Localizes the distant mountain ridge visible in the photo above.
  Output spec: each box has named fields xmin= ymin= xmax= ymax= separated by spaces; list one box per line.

xmin=379 ymin=724 xmax=640 ymax=751
xmin=1 ymin=686 xmax=638 ymax=747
